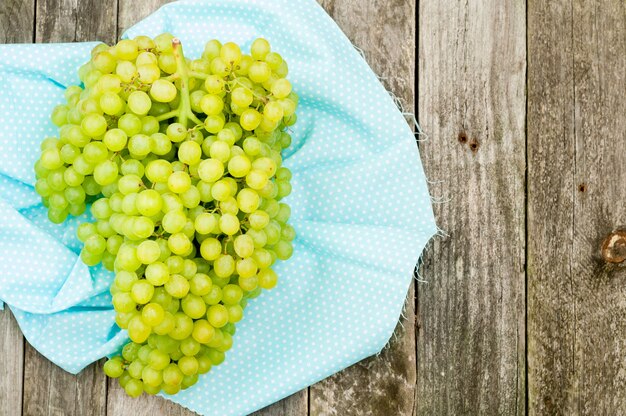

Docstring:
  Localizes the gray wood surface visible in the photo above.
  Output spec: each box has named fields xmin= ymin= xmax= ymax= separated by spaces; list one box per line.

xmin=21 ymin=1 xmax=116 ymax=415
xmin=527 ymin=0 xmax=626 ymax=414
xmin=0 ymin=310 xmax=24 ymax=416
xmin=0 ymin=2 xmax=33 ymax=415
xmin=416 ymin=1 xmax=527 ymax=415
xmin=2 ymin=0 xmax=626 ymax=415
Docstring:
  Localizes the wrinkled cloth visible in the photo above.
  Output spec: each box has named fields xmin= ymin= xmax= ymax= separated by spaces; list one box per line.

xmin=0 ymin=1 xmax=436 ymax=415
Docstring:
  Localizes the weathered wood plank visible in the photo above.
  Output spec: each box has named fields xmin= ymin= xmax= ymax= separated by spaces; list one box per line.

xmin=117 ymin=0 xmax=172 ymax=38
xmin=0 ymin=3 xmax=34 ymax=415
xmin=0 ymin=0 xmax=35 ymax=43
xmin=527 ymin=1 xmax=626 ymax=414
xmin=252 ymin=391 xmax=309 ymax=416
xmin=23 ymin=349 xmax=107 ymax=416
xmin=35 ymin=0 xmax=117 ymax=45
xmin=310 ymin=1 xmax=417 ymax=415
xmin=0 ymin=310 xmax=24 ymax=416
xmin=107 ymin=377 xmax=197 ymax=416
xmin=22 ymin=1 xmax=117 ymax=415
xmin=416 ymin=1 xmax=526 ymax=415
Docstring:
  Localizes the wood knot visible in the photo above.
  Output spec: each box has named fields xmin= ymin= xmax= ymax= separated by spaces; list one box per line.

xmin=578 ymin=183 xmax=587 ymax=193
xmin=469 ymin=138 xmax=480 ymax=153
xmin=458 ymin=132 xmax=468 ymax=144
xmin=601 ymin=230 xmax=626 ymax=264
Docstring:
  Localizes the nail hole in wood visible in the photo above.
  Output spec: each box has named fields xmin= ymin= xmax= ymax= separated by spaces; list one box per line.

xmin=578 ymin=183 xmax=587 ymax=193
xmin=458 ymin=132 xmax=468 ymax=144
xmin=469 ymin=138 xmax=479 ymax=152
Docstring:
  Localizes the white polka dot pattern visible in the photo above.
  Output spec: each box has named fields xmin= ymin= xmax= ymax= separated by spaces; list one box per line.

xmin=0 ymin=1 xmax=436 ymax=415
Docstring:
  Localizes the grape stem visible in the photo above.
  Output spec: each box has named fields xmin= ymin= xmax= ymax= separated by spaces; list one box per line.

xmin=155 ymin=109 xmax=180 ymax=121
xmin=172 ymin=38 xmax=193 ymax=127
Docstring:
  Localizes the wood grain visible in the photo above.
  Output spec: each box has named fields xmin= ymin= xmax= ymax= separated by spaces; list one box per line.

xmin=0 ymin=0 xmax=35 ymax=43
xmin=247 ymin=391 xmax=308 ymax=416
xmin=0 ymin=3 xmax=34 ymax=415
xmin=310 ymin=1 xmax=418 ymax=415
xmin=23 ymin=350 xmax=107 ymax=416
xmin=107 ymin=377 xmax=196 ymax=416
xmin=117 ymin=0 xmax=172 ymax=39
xmin=21 ymin=1 xmax=117 ymax=415
xmin=35 ymin=0 xmax=117 ymax=44
xmin=0 ymin=310 xmax=24 ymax=416
xmin=416 ymin=1 xmax=527 ymax=415
xmin=527 ymin=0 xmax=626 ymax=414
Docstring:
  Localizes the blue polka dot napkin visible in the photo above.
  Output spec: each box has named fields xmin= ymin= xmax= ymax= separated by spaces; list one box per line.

xmin=0 ymin=1 xmax=436 ymax=415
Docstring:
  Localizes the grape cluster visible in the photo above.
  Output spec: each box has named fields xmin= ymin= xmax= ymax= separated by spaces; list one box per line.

xmin=34 ymin=33 xmax=297 ymax=397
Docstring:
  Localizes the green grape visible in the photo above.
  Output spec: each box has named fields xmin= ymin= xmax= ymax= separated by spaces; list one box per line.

xmin=136 ymin=189 xmax=163 ymax=217
xmin=104 ymin=358 xmax=124 ymax=378
xmin=200 ymin=94 xmax=224 ymax=116
xmin=202 ymin=285 xmax=222 ymax=305
xmin=178 ymin=356 xmax=199 ymax=376
xmin=207 ymin=348 xmax=225 ymax=366
xmin=248 ymin=61 xmax=271 ymax=83
xmin=189 ymin=273 xmax=212 ymax=296
xmin=274 ymin=240 xmax=294 ymax=260
xmin=218 ymin=213 xmax=240 ymax=235
xmin=169 ymin=312 xmax=194 ymax=340
xmin=142 ymin=367 xmax=163 ymax=387
xmin=178 ymin=141 xmax=202 ymax=165
xmin=131 ymin=280 xmax=155 ymax=304
xmin=93 ymin=160 xmax=118 ymax=185
xmin=204 ymin=75 xmax=225 ymax=94
xmin=251 ymin=38 xmax=270 ymax=60
xmin=221 ymin=284 xmax=243 ymax=305
xmin=81 ymin=113 xmax=108 ymax=137
xmin=162 ymin=363 xmax=184 ymax=386
xmin=207 ymin=304 xmax=229 ymax=328
xmin=145 ymin=159 xmax=173 ymax=183
xmin=148 ymin=349 xmax=170 ymax=370
xmin=150 ymin=79 xmax=177 ymax=103
xmin=168 ymin=171 xmax=191 ymax=193
xmin=122 ymin=342 xmax=141 ymax=362
xmin=164 ymin=274 xmax=190 ymax=298
xmin=226 ymin=304 xmax=244 ymax=323
xmin=197 ymin=355 xmax=212 ymax=374
xmin=199 ymin=238 xmax=221 ymax=261
xmin=153 ymin=311 xmax=176 ymax=335
xmin=84 ymin=233 xmax=107 ymax=254
xmin=180 ymin=338 xmax=201 ymax=357
xmin=136 ymin=239 xmax=161 ymax=264
xmin=124 ymin=378 xmax=144 ymax=398
xmin=258 ymin=268 xmax=278 ymax=289
xmin=194 ymin=213 xmax=217 ymax=235
xmin=115 ymin=270 xmax=138 ymax=291
xmin=181 ymin=294 xmax=206 ymax=319
xmin=227 ymin=155 xmax=251 ymax=178
xmin=168 ymin=232 xmax=192 ymax=255
xmin=100 ymin=92 xmax=124 ymax=115
xmin=128 ymin=133 xmax=152 ymax=157
xmin=141 ymin=116 xmax=160 ymax=135
xmin=128 ymin=316 xmax=151 ymax=343
xmin=236 ymin=258 xmax=258 ymax=278
xmin=116 ymin=39 xmax=139 ymax=61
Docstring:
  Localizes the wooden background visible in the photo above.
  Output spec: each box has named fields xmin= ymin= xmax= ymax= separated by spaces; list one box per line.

xmin=1 ymin=0 xmax=625 ymax=415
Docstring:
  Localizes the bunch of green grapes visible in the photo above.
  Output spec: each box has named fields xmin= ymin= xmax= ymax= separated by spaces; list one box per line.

xmin=33 ymin=33 xmax=297 ymax=397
